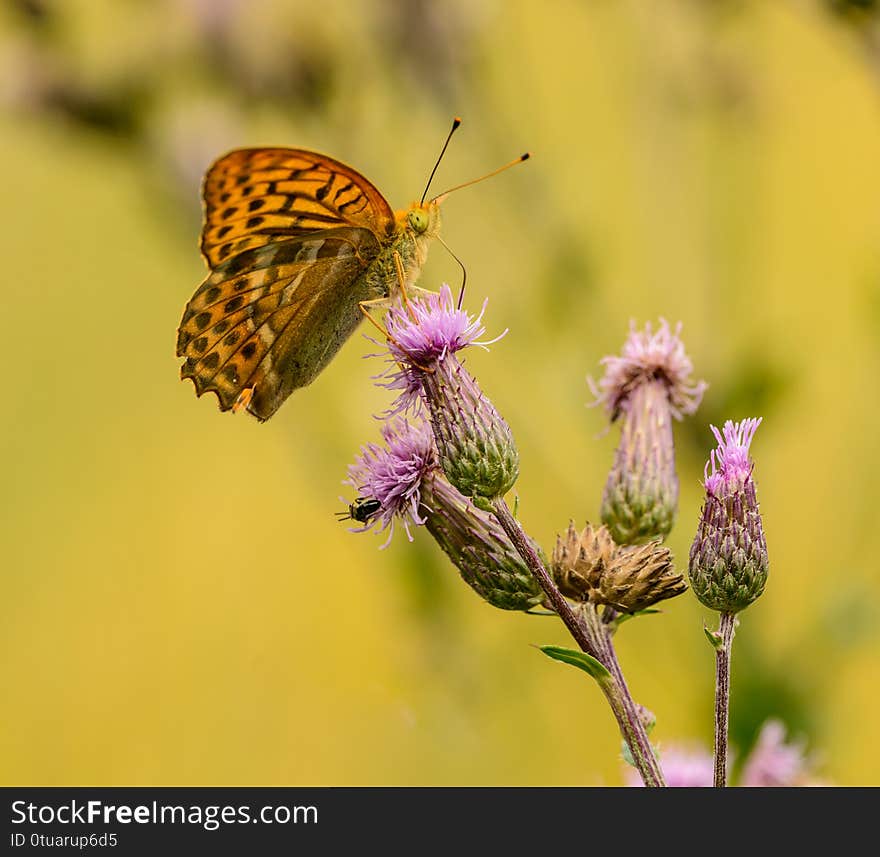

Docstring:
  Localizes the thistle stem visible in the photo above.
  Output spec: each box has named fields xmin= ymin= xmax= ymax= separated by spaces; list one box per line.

xmin=713 ymin=612 xmax=737 ymax=787
xmin=491 ymin=497 xmax=665 ymax=787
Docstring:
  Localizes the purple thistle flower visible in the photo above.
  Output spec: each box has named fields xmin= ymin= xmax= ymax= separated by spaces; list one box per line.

xmin=626 ymin=746 xmax=715 ymax=787
xmin=590 ymin=319 xmax=707 ymax=421
xmin=740 ymin=720 xmax=812 ymax=787
xmin=381 ymin=286 xmax=518 ymax=507
xmin=627 ymin=720 xmax=817 ymax=787
xmin=704 ymin=418 xmax=762 ymax=496
xmin=689 ymin=418 xmax=768 ymax=614
xmin=384 ymin=284 xmax=499 ymax=367
xmin=345 ymin=419 xmax=436 ymax=546
xmin=591 ymin=320 xmax=706 ymax=544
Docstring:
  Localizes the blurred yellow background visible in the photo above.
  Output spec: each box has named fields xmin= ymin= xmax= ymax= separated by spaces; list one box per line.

xmin=2 ymin=0 xmax=878 ymax=785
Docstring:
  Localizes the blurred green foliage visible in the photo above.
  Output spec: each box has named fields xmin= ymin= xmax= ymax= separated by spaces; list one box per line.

xmin=1 ymin=0 xmax=879 ymax=785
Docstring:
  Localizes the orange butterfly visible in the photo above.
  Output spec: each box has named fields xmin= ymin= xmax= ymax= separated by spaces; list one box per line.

xmin=176 ymin=146 xmax=444 ymax=421
xmin=176 ymin=124 xmax=527 ymax=421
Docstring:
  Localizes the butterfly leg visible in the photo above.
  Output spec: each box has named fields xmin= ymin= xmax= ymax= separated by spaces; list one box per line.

xmin=392 ymin=251 xmax=419 ymax=321
xmin=232 ymin=386 xmax=255 ymax=414
xmin=357 ymin=299 xmax=435 ymax=374
xmin=358 ymin=297 xmax=391 ymax=333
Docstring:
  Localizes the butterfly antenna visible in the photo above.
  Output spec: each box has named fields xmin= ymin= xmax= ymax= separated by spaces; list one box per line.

xmin=431 ymin=152 xmax=531 ymax=203
xmin=420 ymin=117 xmax=462 ymax=205
xmin=437 ymin=236 xmax=468 ymax=309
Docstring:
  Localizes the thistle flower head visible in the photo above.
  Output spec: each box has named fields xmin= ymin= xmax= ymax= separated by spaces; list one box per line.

xmin=590 ymin=319 xmax=707 ymax=421
xmin=626 ymin=745 xmax=715 ymax=787
xmin=344 ymin=418 xmax=436 ymax=545
xmin=552 ymin=522 xmax=616 ymax=602
xmin=627 ymin=720 xmax=817 ymax=787
xmin=604 ymin=540 xmax=688 ymax=613
xmin=381 ymin=286 xmax=518 ymax=506
xmin=740 ymin=720 xmax=812 ymax=787
xmin=384 ymin=284 xmax=497 ymax=368
xmin=704 ymin=418 xmax=762 ymax=496
xmin=689 ymin=417 xmax=768 ymax=614
xmin=593 ymin=320 xmax=706 ymax=544
xmin=552 ymin=522 xmax=687 ymax=612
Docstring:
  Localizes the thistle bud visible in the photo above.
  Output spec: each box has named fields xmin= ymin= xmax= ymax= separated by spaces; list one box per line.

xmin=384 ymin=285 xmax=519 ymax=506
xmin=600 ymin=380 xmax=678 ymax=543
xmin=689 ymin=418 xmax=768 ymax=613
xmin=552 ymin=522 xmax=687 ymax=613
xmin=422 ymin=476 xmax=543 ymax=611
xmin=591 ymin=320 xmax=706 ymax=544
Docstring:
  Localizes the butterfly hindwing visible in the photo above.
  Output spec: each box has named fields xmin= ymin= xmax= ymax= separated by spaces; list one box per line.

xmin=178 ymin=229 xmax=382 ymax=419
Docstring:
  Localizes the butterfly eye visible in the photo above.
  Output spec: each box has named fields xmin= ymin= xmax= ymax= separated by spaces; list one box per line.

xmin=407 ymin=209 xmax=429 ymax=233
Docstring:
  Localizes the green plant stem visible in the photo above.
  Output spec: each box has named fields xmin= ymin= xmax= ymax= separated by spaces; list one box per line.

xmin=579 ymin=602 xmax=664 ymax=785
xmin=491 ymin=497 xmax=665 ymax=787
xmin=713 ymin=612 xmax=737 ymax=787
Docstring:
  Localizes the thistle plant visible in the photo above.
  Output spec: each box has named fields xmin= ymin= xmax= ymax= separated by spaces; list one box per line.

xmin=337 ymin=287 xmax=774 ymax=787
xmin=689 ymin=418 xmax=768 ymax=787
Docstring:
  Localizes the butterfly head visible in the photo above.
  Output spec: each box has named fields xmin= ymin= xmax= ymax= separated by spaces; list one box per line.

xmin=400 ymin=200 xmax=442 ymax=240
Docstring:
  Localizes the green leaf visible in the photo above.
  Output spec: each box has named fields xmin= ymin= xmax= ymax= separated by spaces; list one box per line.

xmin=473 ymin=495 xmax=495 ymax=513
xmin=538 ymin=645 xmax=612 ymax=684
xmin=613 ymin=608 xmax=662 ymax=628
xmin=704 ymin=624 xmax=723 ymax=651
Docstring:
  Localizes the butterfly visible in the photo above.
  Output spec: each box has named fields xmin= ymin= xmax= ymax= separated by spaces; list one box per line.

xmin=176 ymin=145 xmax=445 ymax=422
xmin=176 ymin=121 xmax=529 ymax=422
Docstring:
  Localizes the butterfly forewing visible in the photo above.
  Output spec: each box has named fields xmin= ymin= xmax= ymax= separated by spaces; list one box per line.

xmin=178 ymin=147 xmax=403 ymax=420
xmin=200 ymin=148 xmax=396 ymax=270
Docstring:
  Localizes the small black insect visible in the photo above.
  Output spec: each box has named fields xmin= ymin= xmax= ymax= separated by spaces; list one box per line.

xmin=336 ymin=497 xmax=382 ymax=524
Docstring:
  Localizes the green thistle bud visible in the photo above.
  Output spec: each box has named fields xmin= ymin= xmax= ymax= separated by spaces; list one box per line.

xmin=600 ymin=380 xmax=678 ymax=544
xmin=689 ymin=419 xmax=768 ymax=613
xmin=421 ymin=357 xmax=519 ymax=505
xmin=422 ymin=475 xmax=542 ymax=612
